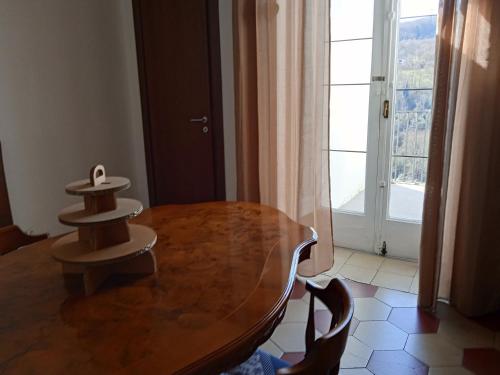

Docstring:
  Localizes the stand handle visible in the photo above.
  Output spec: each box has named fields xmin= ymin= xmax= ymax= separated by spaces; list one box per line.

xmin=90 ymin=165 xmax=106 ymax=186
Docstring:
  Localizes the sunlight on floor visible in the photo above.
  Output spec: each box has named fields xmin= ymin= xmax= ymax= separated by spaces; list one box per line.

xmin=300 ymin=247 xmax=419 ymax=294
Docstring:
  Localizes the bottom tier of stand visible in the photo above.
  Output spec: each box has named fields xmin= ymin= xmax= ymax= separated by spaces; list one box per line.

xmin=51 ymin=224 xmax=157 ymax=295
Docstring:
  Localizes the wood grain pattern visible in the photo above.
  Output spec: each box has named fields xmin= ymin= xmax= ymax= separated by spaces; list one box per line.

xmin=0 ymin=202 xmax=316 ymax=374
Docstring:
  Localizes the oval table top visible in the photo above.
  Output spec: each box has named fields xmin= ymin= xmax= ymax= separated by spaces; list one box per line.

xmin=0 ymin=202 xmax=316 ymax=374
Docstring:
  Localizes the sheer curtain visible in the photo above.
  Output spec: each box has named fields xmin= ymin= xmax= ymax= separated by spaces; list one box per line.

xmin=233 ymin=0 xmax=333 ymax=276
xmin=420 ymin=0 xmax=500 ymax=316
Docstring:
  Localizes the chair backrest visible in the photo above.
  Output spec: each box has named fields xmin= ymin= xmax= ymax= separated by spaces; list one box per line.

xmin=0 ymin=142 xmax=48 ymax=255
xmin=0 ymin=225 xmax=48 ymax=255
xmin=277 ymin=278 xmax=353 ymax=375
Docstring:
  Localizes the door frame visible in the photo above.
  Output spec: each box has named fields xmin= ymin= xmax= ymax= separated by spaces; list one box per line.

xmin=332 ymin=0 xmax=429 ymax=260
xmin=132 ymin=0 xmax=226 ymax=206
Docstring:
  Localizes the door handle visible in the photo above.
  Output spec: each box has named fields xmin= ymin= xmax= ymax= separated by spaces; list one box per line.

xmin=383 ymin=100 xmax=390 ymax=119
xmin=189 ymin=116 xmax=208 ymax=124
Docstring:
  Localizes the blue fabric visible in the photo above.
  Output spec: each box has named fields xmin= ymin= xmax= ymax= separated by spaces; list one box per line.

xmin=269 ymin=354 xmax=289 ymax=371
xmin=221 ymin=350 xmax=290 ymax=375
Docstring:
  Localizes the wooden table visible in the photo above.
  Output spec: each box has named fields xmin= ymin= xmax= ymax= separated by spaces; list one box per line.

xmin=0 ymin=202 xmax=316 ymax=374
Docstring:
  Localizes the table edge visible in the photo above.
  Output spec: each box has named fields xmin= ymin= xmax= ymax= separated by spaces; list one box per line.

xmin=177 ymin=227 xmax=318 ymax=374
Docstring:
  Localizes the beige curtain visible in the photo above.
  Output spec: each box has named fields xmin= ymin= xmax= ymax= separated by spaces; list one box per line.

xmin=419 ymin=0 xmax=500 ymax=316
xmin=233 ymin=0 xmax=333 ymax=276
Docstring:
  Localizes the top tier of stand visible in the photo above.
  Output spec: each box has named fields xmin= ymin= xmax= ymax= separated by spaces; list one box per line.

xmin=65 ymin=176 xmax=130 ymax=196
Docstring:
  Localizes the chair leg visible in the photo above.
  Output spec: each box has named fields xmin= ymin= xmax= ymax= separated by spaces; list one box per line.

xmin=329 ymin=363 xmax=340 ymax=375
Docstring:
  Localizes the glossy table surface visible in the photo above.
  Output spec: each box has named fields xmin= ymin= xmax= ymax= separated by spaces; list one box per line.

xmin=0 ymin=202 xmax=316 ymax=374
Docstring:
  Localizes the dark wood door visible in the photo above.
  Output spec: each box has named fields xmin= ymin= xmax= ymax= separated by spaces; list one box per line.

xmin=134 ymin=0 xmax=225 ymax=205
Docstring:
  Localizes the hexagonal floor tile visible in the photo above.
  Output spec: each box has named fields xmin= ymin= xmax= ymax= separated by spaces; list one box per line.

xmin=339 ymin=264 xmax=378 ymax=284
xmin=314 ymin=309 xmax=331 ymax=335
xmin=434 ymin=301 xmax=464 ymax=321
xmin=366 ymin=350 xmax=428 ymax=375
xmin=375 ymin=287 xmax=418 ymax=307
xmin=322 ymin=257 xmax=347 ymax=278
xmin=354 ymin=298 xmax=391 ymax=321
xmin=290 ymin=280 xmax=307 ymax=299
xmin=354 ymin=321 xmax=407 ymax=350
xmin=388 ymin=308 xmax=440 ymax=334
xmin=340 ymin=336 xmax=373 ymax=368
xmin=349 ymin=316 xmax=360 ymax=335
xmin=339 ymin=369 xmax=374 ymax=375
xmin=378 ymin=258 xmax=418 ymax=277
xmin=308 ymin=273 xmax=335 ymax=287
xmin=271 ymin=322 xmax=320 ymax=352
xmin=301 ymin=292 xmax=328 ymax=311
xmin=282 ymin=299 xmax=309 ymax=323
xmin=280 ymin=352 xmax=304 ymax=365
xmin=463 ymin=348 xmax=500 ymax=375
xmin=259 ymin=339 xmax=283 ymax=358
xmin=438 ymin=317 xmax=495 ymax=349
xmin=371 ymin=271 xmax=413 ymax=293
xmin=472 ymin=310 xmax=500 ymax=332
xmin=346 ymin=253 xmax=384 ymax=268
xmin=404 ymin=333 xmax=463 ymax=366
xmin=428 ymin=366 xmax=473 ymax=375
xmin=344 ymin=279 xmax=378 ymax=298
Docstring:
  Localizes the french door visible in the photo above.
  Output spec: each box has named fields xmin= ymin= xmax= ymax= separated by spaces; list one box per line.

xmin=330 ymin=0 xmax=438 ymax=260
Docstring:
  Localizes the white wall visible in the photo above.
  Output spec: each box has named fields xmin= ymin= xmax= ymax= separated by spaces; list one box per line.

xmin=218 ymin=0 xmax=237 ymax=201
xmin=0 ymin=0 xmax=148 ymax=235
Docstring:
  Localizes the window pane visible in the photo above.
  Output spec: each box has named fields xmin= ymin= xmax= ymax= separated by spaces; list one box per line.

xmin=397 ymin=16 xmax=437 ymax=89
xmin=330 ymin=151 xmax=366 ymax=213
xmin=389 ymin=0 xmax=438 ymax=223
xmin=395 ymin=89 xmax=433 ymax=112
xmin=331 ymin=0 xmax=374 ymax=41
xmin=393 ymin=111 xmax=432 ymax=157
xmin=331 ymin=39 xmax=373 ymax=84
xmin=400 ymin=0 xmax=438 ymax=18
xmin=389 ymin=157 xmax=427 ymax=221
xmin=330 ymin=85 xmax=370 ymax=152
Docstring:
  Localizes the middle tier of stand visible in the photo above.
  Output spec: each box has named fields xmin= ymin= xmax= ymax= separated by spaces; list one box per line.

xmin=58 ymin=198 xmax=143 ymax=226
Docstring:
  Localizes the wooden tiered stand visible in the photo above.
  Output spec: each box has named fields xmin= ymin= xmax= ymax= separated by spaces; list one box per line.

xmin=51 ymin=165 xmax=157 ymax=295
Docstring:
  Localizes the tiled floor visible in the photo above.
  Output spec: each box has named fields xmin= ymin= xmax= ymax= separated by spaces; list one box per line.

xmin=321 ymin=247 xmax=420 ymax=293
xmin=259 ymin=256 xmax=500 ymax=374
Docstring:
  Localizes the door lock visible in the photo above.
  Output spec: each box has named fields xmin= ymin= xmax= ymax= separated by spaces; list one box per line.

xmin=202 ymin=126 xmax=209 ymax=134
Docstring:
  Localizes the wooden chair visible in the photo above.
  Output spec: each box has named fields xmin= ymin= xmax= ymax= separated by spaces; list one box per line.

xmin=0 ymin=225 xmax=48 ymax=255
xmin=0 ymin=142 xmax=47 ymax=255
xmin=224 ymin=278 xmax=353 ymax=375
xmin=278 ymin=278 xmax=354 ymax=374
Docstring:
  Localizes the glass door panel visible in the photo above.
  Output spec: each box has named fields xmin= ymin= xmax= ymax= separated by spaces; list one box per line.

xmin=330 ymin=0 xmax=379 ymax=251
xmin=379 ymin=0 xmax=438 ymax=259
xmin=330 ymin=40 xmax=373 ymax=84
xmin=388 ymin=8 xmax=437 ymax=222
xmin=331 ymin=0 xmax=374 ymax=40
xmin=331 ymin=151 xmax=367 ymax=213
xmin=330 ymin=85 xmax=370 ymax=152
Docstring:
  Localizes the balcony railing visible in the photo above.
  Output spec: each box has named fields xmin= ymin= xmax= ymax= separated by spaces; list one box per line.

xmin=392 ymin=102 xmax=432 ymax=185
